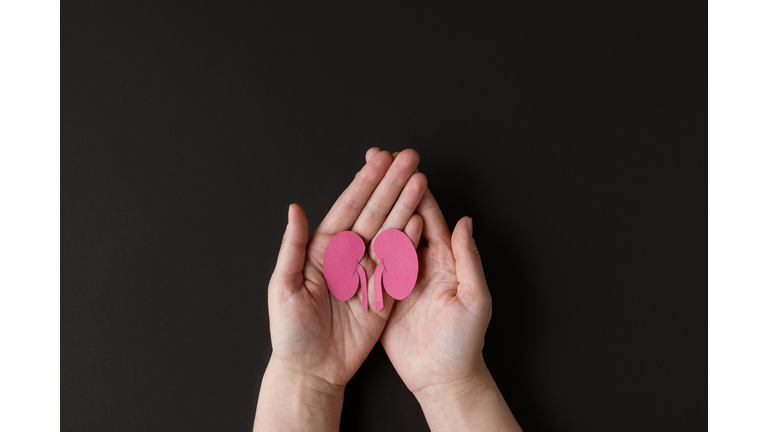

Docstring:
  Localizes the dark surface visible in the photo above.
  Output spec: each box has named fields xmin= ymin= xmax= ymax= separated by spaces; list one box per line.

xmin=62 ymin=1 xmax=705 ymax=431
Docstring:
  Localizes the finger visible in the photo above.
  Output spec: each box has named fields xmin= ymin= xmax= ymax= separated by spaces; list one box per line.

xmin=451 ymin=217 xmax=490 ymax=304
xmin=351 ymin=149 xmax=420 ymax=244
xmin=365 ymin=147 xmax=380 ymax=162
xmin=403 ymin=214 xmax=423 ymax=249
xmin=270 ymin=204 xmax=309 ymax=293
xmin=316 ymin=150 xmax=393 ymax=235
xmin=376 ymin=172 xmax=427 ymax=235
xmin=416 ymin=188 xmax=452 ymax=247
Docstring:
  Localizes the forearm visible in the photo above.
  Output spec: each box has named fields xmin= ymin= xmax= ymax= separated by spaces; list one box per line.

xmin=414 ymin=361 xmax=522 ymax=432
xmin=253 ymin=357 xmax=345 ymax=432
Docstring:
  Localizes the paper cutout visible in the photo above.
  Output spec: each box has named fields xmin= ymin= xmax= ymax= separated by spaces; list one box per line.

xmin=324 ymin=231 xmax=368 ymax=311
xmin=372 ymin=229 xmax=418 ymax=312
xmin=323 ymin=229 xmax=418 ymax=312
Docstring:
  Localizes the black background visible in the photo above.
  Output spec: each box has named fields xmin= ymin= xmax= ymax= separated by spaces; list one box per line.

xmin=62 ymin=1 xmax=705 ymax=431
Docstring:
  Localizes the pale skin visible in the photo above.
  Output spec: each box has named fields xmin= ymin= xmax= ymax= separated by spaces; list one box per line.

xmin=254 ymin=148 xmax=522 ymax=431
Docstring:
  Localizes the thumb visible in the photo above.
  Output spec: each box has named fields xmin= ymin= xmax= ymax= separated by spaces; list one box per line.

xmin=270 ymin=204 xmax=308 ymax=294
xmin=451 ymin=216 xmax=490 ymax=306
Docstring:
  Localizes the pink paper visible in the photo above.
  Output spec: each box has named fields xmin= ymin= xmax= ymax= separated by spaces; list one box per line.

xmin=372 ymin=229 xmax=418 ymax=311
xmin=324 ymin=231 xmax=367 ymax=310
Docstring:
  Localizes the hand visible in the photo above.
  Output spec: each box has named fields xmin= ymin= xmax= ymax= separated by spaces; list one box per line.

xmin=254 ymin=148 xmax=427 ymax=431
xmin=374 ymin=150 xmax=522 ymax=431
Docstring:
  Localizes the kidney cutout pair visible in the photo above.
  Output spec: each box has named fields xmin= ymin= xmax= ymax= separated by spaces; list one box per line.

xmin=323 ymin=229 xmax=418 ymax=311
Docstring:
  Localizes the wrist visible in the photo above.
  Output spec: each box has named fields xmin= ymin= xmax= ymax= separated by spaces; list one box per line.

xmin=254 ymin=356 xmax=345 ymax=432
xmin=413 ymin=359 xmax=521 ymax=431
xmin=413 ymin=359 xmax=494 ymax=408
xmin=267 ymin=357 xmax=346 ymax=401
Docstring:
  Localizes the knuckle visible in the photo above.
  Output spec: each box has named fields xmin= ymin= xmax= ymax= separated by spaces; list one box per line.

xmin=364 ymin=198 xmax=389 ymax=220
xmin=355 ymin=169 xmax=376 ymax=187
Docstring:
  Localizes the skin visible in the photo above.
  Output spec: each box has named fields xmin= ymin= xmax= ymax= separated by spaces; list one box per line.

xmin=254 ymin=148 xmax=522 ymax=431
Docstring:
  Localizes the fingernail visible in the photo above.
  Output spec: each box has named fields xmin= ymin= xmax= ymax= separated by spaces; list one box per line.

xmin=288 ymin=204 xmax=293 ymax=223
xmin=468 ymin=218 xmax=473 ymax=236
xmin=392 ymin=151 xmax=400 ymax=158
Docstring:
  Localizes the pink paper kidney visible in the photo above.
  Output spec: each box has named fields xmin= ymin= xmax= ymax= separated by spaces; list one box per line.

xmin=323 ymin=231 xmax=369 ymax=310
xmin=372 ymin=229 xmax=418 ymax=311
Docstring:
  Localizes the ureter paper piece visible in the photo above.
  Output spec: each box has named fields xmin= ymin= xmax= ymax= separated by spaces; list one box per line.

xmin=324 ymin=231 xmax=366 ymax=302
xmin=374 ymin=264 xmax=385 ymax=312
xmin=357 ymin=263 xmax=367 ymax=312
